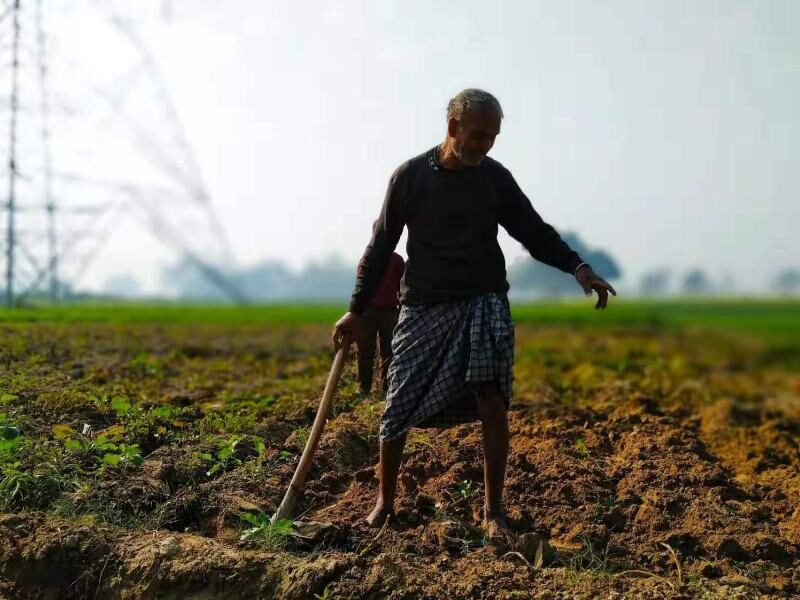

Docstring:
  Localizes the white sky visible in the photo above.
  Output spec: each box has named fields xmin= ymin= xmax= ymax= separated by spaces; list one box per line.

xmin=7 ymin=0 xmax=800 ymax=294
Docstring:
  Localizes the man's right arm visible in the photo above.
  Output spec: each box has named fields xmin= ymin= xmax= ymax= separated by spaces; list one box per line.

xmin=348 ymin=169 xmax=407 ymax=316
xmin=333 ymin=169 xmax=407 ymax=350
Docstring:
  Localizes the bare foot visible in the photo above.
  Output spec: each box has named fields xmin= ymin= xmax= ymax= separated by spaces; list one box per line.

xmin=482 ymin=514 xmax=511 ymax=544
xmin=366 ymin=505 xmax=394 ymax=528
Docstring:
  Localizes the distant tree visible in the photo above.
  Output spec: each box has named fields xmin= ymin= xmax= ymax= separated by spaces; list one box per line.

xmin=639 ymin=268 xmax=671 ymax=297
xmin=772 ymin=268 xmax=800 ymax=295
xmin=507 ymin=231 xmax=621 ymax=298
xmin=682 ymin=269 xmax=712 ymax=295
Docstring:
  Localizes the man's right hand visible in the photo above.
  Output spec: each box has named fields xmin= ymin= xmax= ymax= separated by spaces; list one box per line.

xmin=332 ymin=312 xmax=363 ymax=350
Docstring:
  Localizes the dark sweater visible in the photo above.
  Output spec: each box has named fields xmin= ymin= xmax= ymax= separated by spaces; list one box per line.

xmin=349 ymin=146 xmax=585 ymax=315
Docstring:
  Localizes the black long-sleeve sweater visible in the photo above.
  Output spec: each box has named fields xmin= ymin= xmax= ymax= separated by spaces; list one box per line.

xmin=349 ymin=146 xmax=586 ymax=315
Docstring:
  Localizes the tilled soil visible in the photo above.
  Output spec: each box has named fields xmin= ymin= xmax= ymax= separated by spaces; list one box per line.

xmin=1 ymin=321 xmax=798 ymax=599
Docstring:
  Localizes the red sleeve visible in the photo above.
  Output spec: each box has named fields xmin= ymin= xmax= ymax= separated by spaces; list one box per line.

xmin=390 ymin=254 xmax=404 ymax=288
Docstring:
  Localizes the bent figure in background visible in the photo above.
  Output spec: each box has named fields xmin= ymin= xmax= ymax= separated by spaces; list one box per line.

xmin=355 ymin=251 xmax=405 ymax=395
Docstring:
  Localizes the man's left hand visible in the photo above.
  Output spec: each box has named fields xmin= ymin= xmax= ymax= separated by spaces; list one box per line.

xmin=576 ymin=266 xmax=617 ymax=310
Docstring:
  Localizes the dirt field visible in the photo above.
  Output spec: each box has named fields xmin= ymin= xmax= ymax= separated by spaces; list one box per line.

xmin=1 ymin=308 xmax=799 ymax=598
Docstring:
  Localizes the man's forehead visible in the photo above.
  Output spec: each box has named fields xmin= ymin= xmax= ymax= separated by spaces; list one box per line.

xmin=461 ymin=110 xmax=502 ymax=134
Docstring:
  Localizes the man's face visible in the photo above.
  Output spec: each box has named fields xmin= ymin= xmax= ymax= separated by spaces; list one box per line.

xmin=449 ymin=109 xmax=502 ymax=167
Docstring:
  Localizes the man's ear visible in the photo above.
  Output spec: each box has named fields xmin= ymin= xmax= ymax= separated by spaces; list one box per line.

xmin=447 ymin=117 xmax=460 ymax=138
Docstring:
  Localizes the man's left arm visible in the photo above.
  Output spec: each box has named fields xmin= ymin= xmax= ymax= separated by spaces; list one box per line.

xmin=496 ymin=168 xmax=617 ymax=309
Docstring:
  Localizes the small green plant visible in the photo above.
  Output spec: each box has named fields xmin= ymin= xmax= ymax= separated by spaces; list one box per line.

xmin=201 ymin=435 xmax=242 ymax=477
xmin=432 ymin=509 xmax=487 ymax=553
xmin=150 ymin=405 xmax=173 ymax=419
xmin=53 ymin=423 xmax=143 ymax=468
xmin=685 ymin=571 xmax=701 ymax=588
xmin=100 ymin=444 xmax=144 ymax=467
xmin=111 ymin=396 xmax=150 ymax=426
xmin=292 ymin=426 xmax=309 ymax=452
xmin=362 ymin=428 xmax=379 ymax=447
xmin=405 ymin=431 xmax=432 ymax=452
xmin=0 ymin=461 xmax=38 ymax=508
xmin=201 ymin=410 xmax=257 ymax=434
xmin=559 ymin=535 xmax=629 ymax=584
xmin=102 ymin=395 xmax=156 ymax=441
xmin=239 ymin=512 xmax=293 ymax=549
xmin=733 ymin=559 xmax=773 ymax=582
xmin=254 ymin=395 xmax=277 ymax=412
xmin=129 ymin=353 xmax=165 ymax=377
xmin=253 ymin=438 xmax=266 ymax=457
xmin=575 ymin=437 xmax=589 ymax=459
xmin=448 ymin=480 xmax=479 ymax=503
xmin=0 ymin=413 xmax=22 ymax=459
xmin=569 ymin=535 xmax=612 ymax=571
xmin=592 ymin=491 xmax=616 ymax=519
xmin=0 ymin=449 xmax=61 ymax=511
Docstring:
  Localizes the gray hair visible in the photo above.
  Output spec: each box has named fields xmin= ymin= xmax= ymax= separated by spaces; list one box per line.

xmin=446 ymin=88 xmax=504 ymax=121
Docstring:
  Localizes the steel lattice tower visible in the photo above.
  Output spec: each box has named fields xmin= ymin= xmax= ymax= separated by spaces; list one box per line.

xmin=0 ymin=0 xmax=244 ymax=306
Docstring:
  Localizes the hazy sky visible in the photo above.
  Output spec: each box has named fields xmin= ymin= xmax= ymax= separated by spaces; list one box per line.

xmin=6 ymin=1 xmax=800 ymax=294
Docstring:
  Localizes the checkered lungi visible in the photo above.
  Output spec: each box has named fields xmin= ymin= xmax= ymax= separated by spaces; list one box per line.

xmin=379 ymin=292 xmax=515 ymax=442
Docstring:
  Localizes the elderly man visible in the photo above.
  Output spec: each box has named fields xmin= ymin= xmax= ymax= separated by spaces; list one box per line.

xmin=332 ymin=89 xmax=616 ymax=537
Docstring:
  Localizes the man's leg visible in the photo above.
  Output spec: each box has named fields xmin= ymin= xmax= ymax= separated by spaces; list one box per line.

xmin=356 ymin=314 xmax=379 ymax=394
xmin=366 ymin=432 xmax=407 ymax=527
xmin=473 ymin=382 xmax=510 ymax=534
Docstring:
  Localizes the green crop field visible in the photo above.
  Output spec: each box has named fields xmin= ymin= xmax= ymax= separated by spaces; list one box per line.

xmin=2 ymin=298 xmax=799 ymax=339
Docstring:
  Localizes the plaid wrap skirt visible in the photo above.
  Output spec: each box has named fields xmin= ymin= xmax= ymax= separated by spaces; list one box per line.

xmin=379 ymin=292 xmax=515 ymax=442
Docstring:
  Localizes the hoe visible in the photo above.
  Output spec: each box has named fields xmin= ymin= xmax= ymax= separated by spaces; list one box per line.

xmin=272 ymin=333 xmax=352 ymax=522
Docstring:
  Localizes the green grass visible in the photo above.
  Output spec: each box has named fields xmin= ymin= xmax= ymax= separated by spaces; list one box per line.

xmin=1 ymin=298 xmax=798 ymax=342
xmin=510 ymin=297 xmax=800 ymax=340
xmin=0 ymin=302 xmax=346 ymax=325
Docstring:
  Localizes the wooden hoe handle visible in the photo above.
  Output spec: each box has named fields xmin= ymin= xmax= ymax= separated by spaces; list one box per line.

xmin=272 ymin=333 xmax=352 ymax=522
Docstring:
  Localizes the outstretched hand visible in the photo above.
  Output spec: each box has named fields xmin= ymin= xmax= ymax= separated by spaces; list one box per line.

xmin=576 ymin=266 xmax=617 ymax=309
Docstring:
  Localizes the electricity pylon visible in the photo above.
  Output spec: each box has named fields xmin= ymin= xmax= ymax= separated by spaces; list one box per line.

xmin=0 ymin=0 xmax=244 ymax=306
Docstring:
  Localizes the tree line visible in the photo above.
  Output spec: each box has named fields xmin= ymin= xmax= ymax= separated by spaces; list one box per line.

xmin=89 ymin=232 xmax=799 ymax=301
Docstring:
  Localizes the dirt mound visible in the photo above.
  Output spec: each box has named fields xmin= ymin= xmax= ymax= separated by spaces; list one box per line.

xmin=0 ymin=514 xmax=115 ymax=599
xmin=0 ymin=516 xmax=283 ymax=600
